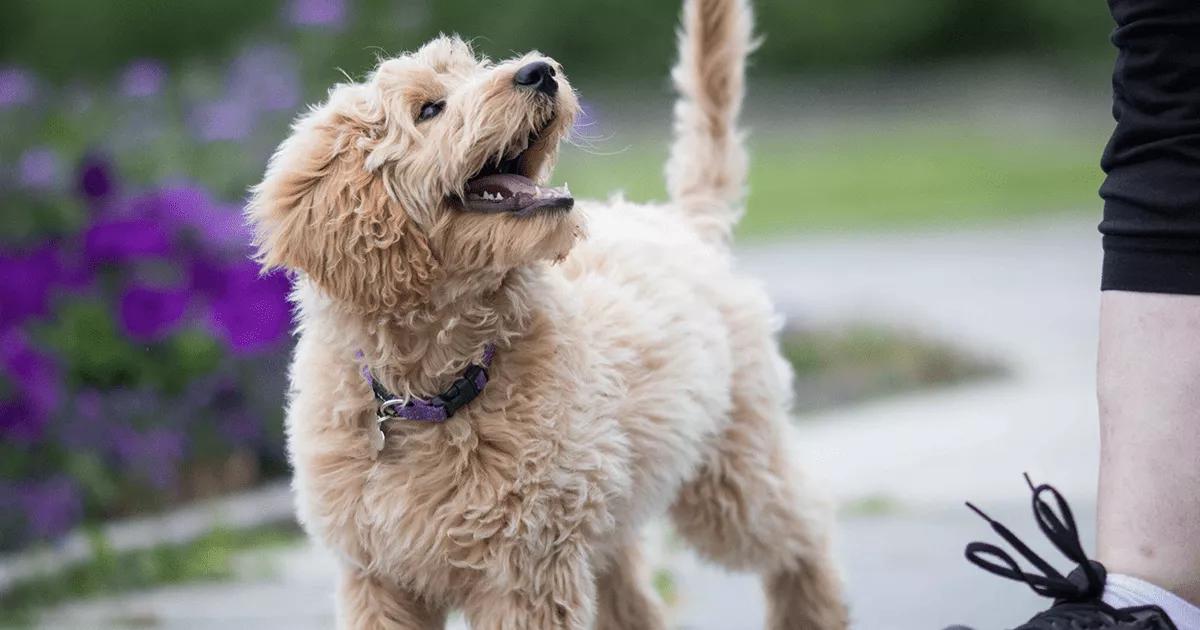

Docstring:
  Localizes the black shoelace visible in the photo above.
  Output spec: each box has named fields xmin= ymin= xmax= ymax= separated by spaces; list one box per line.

xmin=963 ymin=474 xmax=1151 ymax=629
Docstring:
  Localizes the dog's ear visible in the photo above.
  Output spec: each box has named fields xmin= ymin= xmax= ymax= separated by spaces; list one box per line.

xmin=247 ymin=84 xmax=438 ymax=312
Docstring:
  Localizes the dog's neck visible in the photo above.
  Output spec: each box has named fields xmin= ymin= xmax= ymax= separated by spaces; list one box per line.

xmin=325 ymin=265 xmax=541 ymax=399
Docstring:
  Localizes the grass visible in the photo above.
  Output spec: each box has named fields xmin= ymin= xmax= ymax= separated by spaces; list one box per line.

xmin=554 ymin=120 xmax=1105 ymax=238
xmin=0 ymin=523 xmax=301 ymax=627
xmin=841 ymin=494 xmax=903 ymax=517
xmin=781 ymin=323 xmax=1005 ymax=414
xmin=652 ymin=568 xmax=679 ymax=607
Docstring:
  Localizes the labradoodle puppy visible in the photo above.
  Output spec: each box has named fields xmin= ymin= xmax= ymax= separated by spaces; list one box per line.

xmin=247 ymin=0 xmax=847 ymax=627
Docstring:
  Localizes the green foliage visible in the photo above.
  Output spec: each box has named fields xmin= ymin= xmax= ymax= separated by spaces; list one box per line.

xmin=0 ymin=0 xmax=1113 ymax=86
xmin=0 ymin=524 xmax=302 ymax=626
xmin=41 ymin=301 xmax=145 ymax=390
xmin=652 ymin=568 xmax=678 ymax=606
xmin=756 ymin=0 xmax=960 ymax=67
xmin=842 ymin=493 xmax=902 ymax=517
xmin=35 ymin=301 xmax=225 ymax=394
xmin=779 ymin=323 xmax=1004 ymax=413
xmin=0 ymin=0 xmax=280 ymax=82
xmin=330 ymin=0 xmax=1114 ymax=79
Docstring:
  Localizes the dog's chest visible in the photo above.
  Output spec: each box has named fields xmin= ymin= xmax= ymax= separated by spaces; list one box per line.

xmin=358 ymin=362 xmax=631 ymax=578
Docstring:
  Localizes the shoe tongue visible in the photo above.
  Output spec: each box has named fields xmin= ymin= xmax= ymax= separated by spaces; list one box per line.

xmin=1065 ymin=561 xmax=1108 ymax=600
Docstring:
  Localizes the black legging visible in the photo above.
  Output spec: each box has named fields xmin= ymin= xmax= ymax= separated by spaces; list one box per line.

xmin=1100 ymin=0 xmax=1200 ymax=295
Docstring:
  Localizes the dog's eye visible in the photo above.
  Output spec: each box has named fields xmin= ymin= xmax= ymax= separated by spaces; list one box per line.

xmin=417 ymin=100 xmax=445 ymax=122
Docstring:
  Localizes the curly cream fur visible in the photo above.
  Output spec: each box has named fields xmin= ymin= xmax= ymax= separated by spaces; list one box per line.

xmin=247 ymin=1 xmax=847 ymax=628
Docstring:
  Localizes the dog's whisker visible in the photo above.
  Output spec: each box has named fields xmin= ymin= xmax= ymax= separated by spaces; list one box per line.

xmin=564 ymin=137 xmax=630 ymax=157
xmin=567 ymin=128 xmax=617 ymax=144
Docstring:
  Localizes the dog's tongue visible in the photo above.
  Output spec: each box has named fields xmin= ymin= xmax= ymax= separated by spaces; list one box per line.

xmin=463 ymin=174 xmax=573 ymax=216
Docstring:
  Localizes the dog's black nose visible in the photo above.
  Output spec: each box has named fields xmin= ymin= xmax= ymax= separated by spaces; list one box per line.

xmin=514 ymin=61 xmax=557 ymax=96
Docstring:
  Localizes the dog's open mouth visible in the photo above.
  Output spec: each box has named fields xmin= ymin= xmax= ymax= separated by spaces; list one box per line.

xmin=459 ymin=129 xmax=573 ymax=217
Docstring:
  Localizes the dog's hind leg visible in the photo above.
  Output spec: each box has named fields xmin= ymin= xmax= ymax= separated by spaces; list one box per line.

xmin=336 ymin=569 xmax=445 ymax=630
xmin=594 ymin=542 xmax=669 ymax=630
xmin=669 ymin=417 xmax=848 ymax=629
xmin=669 ymin=326 xmax=848 ymax=629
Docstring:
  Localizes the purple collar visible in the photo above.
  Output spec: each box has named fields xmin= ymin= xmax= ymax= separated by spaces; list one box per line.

xmin=359 ymin=345 xmax=495 ymax=423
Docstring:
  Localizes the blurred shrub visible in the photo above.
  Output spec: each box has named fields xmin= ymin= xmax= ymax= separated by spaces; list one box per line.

xmin=0 ymin=524 xmax=301 ymax=624
xmin=781 ymin=324 xmax=1005 ymax=414
xmin=754 ymin=0 xmax=1109 ymax=68
xmin=0 ymin=1 xmax=280 ymax=82
xmin=1 ymin=0 xmax=1113 ymax=88
xmin=0 ymin=39 xmax=305 ymax=552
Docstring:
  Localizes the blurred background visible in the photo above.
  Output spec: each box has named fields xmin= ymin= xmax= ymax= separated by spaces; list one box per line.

xmin=0 ymin=0 xmax=1119 ymax=628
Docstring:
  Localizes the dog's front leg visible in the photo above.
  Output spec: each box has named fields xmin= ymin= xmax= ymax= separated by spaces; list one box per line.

xmin=336 ymin=567 xmax=446 ymax=630
xmin=462 ymin=539 xmax=596 ymax=630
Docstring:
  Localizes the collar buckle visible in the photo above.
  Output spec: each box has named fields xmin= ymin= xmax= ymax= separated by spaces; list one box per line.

xmin=431 ymin=364 xmax=487 ymax=418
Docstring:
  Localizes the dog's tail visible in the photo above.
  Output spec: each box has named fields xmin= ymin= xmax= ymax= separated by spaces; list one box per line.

xmin=666 ymin=0 xmax=754 ymax=245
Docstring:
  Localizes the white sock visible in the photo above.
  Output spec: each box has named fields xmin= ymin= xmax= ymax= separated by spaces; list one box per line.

xmin=1103 ymin=573 xmax=1200 ymax=630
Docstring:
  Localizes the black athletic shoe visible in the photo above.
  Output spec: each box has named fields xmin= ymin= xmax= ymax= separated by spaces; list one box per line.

xmin=943 ymin=475 xmax=1178 ymax=630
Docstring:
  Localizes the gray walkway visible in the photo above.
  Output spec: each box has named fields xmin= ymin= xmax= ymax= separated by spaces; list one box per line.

xmin=33 ymin=216 xmax=1106 ymax=629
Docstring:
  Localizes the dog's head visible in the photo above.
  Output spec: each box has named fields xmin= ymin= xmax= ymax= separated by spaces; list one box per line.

xmin=248 ymin=36 xmax=582 ymax=314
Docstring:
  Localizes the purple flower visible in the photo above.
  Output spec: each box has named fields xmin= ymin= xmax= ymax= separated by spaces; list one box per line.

xmin=0 ymin=245 xmax=60 ymax=329
xmin=219 ymin=408 xmax=262 ymax=446
xmin=84 ymin=218 xmax=172 ymax=264
xmin=207 ymin=262 xmax=292 ymax=355
xmin=202 ymin=378 xmax=262 ymax=446
xmin=0 ymin=329 xmax=61 ymax=443
xmin=77 ymin=155 xmax=115 ymax=201
xmin=67 ymin=387 xmax=160 ymax=457
xmin=0 ymin=399 xmax=48 ymax=445
xmin=20 ymin=477 xmax=82 ymax=540
xmin=54 ymin=389 xmax=106 ymax=453
xmin=129 ymin=182 xmax=208 ymax=220
xmin=18 ymin=147 xmax=61 ymax=190
xmin=188 ymin=255 xmax=231 ymax=297
xmin=229 ymin=45 xmax=301 ymax=112
xmin=183 ymin=201 xmax=251 ymax=252
xmin=119 ymin=59 xmax=166 ymax=98
xmin=0 ymin=66 xmax=35 ymax=108
xmin=116 ymin=426 xmax=186 ymax=490
xmin=286 ymin=0 xmax=347 ymax=28
xmin=190 ymin=98 xmax=255 ymax=142
xmin=132 ymin=184 xmax=251 ymax=251
xmin=118 ymin=283 xmax=191 ymax=342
